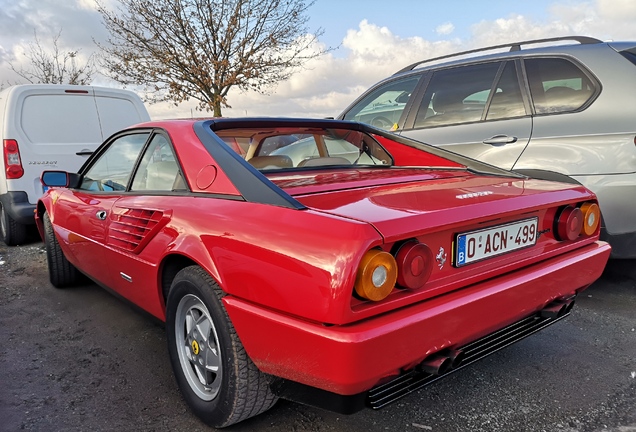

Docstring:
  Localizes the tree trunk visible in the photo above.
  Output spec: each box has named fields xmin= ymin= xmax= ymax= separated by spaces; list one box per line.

xmin=213 ymin=99 xmax=222 ymax=117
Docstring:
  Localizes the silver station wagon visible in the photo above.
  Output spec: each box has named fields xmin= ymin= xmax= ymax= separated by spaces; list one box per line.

xmin=339 ymin=36 xmax=636 ymax=258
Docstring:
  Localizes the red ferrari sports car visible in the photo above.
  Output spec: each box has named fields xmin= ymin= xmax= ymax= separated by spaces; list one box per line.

xmin=36 ymin=118 xmax=610 ymax=428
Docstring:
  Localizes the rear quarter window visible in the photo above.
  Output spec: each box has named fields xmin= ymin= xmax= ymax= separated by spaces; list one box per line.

xmin=619 ymin=49 xmax=636 ymax=66
xmin=20 ymin=94 xmax=102 ymax=144
xmin=524 ymin=57 xmax=598 ymax=114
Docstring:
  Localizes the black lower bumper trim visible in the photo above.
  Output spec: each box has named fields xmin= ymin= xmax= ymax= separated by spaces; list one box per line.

xmin=271 ymin=301 xmax=574 ymax=414
xmin=367 ymin=305 xmax=572 ymax=409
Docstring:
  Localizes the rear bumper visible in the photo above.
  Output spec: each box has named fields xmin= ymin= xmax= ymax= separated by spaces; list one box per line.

xmin=224 ymin=241 xmax=610 ymax=398
xmin=0 ymin=191 xmax=36 ymax=224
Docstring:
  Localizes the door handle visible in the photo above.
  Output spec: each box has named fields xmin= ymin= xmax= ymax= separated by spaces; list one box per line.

xmin=483 ymin=135 xmax=518 ymax=145
xmin=96 ymin=210 xmax=108 ymax=220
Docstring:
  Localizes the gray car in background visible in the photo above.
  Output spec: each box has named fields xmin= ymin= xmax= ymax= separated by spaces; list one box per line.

xmin=339 ymin=36 xmax=636 ymax=258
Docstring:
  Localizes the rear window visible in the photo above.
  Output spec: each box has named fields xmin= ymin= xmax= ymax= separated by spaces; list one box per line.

xmin=216 ymin=128 xmax=394 ymax=170
xmin=21 ymin=94 xmax=102 ymax=144
xmin=94 ymin=96 xmax=144 ymax=137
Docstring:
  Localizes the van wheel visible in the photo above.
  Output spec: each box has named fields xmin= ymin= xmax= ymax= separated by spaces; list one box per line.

xmin=43 ymin=212 xmax=78 ymax=287
xmin=165 ymin=266 xmax=277 ymax=428
xmin=0 ymin=202 xmax=27 ymax=246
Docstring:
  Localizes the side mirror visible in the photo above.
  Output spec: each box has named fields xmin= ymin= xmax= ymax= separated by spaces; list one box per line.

xmin=41 ymin=171 xmax=81 ymax=189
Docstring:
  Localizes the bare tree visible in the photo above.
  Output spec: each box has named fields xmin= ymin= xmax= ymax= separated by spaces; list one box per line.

xmin=96 ymin=0 xmax=327 ymax=116
xmin=9 ymin=29 xmax=97 ymax=85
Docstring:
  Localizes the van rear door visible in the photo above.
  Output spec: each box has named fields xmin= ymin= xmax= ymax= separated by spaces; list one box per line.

xmin=14 ymin=86 xmax=103 ymax=203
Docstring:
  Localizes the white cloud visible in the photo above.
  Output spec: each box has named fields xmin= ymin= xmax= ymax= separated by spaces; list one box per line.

xmin=3 ymin=1 xmax=636 ymax=121
xmin=597 ymin=0 xmax=636 ymax=21
xmin=436 ymin=22 xmax=455 ymax=36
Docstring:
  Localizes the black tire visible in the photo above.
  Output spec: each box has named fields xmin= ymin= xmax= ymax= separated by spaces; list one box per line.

xmin=165 ymin=266 xmax=277 ymax=428
xmin=0 ymin=202 xmax=27 ymax=246
xmin=43 ymin=212 xmax=78 ymax=287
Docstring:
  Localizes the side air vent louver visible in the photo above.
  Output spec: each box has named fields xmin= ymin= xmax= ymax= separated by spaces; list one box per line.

xmin=108 ymin=209 xmax=165 ymax=253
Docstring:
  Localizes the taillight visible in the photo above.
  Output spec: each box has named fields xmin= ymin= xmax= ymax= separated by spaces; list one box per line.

xmin=395 ymin=240 xmax=434 ymax=289
xmin=555 ymin=205 xmax=583 ymax=241
xmin=579 ymin=202 xmax=600 ymax=236
xmin=354 ymin=249 xmax=397 ymax=301
xmin=3 ymin=139 xmax=24 ymax=179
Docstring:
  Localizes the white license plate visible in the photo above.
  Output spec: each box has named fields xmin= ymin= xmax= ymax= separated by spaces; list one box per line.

xmin=455 ymin=217 xmax=538 ymax=267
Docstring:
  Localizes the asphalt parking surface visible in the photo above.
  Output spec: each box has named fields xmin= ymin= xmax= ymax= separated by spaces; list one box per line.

xmin=0 ymin=235 xmax=635 ymax=432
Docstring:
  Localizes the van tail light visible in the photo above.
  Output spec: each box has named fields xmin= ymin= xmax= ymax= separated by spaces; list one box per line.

xmin=3 ymin=139 xmax=24 ymax=179
xmin=555 ymin=205 xmax=583 ymax=241
xmin=395 ymin=240 xmax=434 ymax=289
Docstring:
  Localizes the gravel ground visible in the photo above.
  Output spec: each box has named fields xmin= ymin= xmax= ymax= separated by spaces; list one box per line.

xmin=0 ymin=233 xmax=635 ymax=432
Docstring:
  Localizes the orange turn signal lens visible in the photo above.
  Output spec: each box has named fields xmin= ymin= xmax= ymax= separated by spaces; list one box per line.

xmin=579 ymin=202 xmax=600 ymax=236
xmin=354 ymin=249 xmax=397 ymax=301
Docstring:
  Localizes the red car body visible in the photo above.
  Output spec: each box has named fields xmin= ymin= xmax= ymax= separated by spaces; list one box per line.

xmin=36 ymin=118 xmax=610 ymax=425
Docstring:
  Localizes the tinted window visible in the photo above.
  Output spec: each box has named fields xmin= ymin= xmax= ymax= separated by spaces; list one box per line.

xmin=80 ymin=133 xmax=149 ymax=191
xmin=131 ymin=134 xmax=186 ymax=191
xmin=525 ymin=58 xmax=596 ymax=114
xmin=619 ymin=49 xmax=636 ymax=66
xmin=485 ymin=62 xmax=526 ymax=120
xmin=413 ymin=62 xmax=502 ymax=128
xmin=343 ymin=76 xmax=421 ymax=130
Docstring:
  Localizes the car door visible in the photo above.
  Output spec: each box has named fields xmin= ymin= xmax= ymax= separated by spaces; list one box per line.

xmin=55 ymin=131 xmax=151 ymax=286
xmin=401 ymin=60 xmax=533 ymax=170
xmin=100 ymin=133 xmax=186 ymax=306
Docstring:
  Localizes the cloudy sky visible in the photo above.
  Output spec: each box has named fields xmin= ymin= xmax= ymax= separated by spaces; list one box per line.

xmin=1 ymin=0 xmax=636 ymax=119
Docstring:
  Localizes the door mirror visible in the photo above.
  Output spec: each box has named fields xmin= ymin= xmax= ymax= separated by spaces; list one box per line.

xmin=41 ymin=171 xmax=81 ymax=189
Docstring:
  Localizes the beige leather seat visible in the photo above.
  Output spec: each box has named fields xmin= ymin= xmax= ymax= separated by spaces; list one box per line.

xmin=298 ymin=157 xmax=350 ymax=167
xmin=248 ymin=155 xmax=293 ymax=169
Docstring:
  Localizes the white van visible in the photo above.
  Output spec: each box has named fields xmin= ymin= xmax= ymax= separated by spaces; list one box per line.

xmin=0 ymin=84 xmax=151 ymax=245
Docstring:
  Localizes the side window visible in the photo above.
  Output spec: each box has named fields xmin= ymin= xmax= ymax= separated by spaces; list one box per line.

xmin=131 ymin=134 xmax=186 ymax=191
xmin=413 ymin=62 xmax=503 ymax=128
xmin=485 ymin=62 xmax=526 ymax=120
xmin=525 ymin=58 xmax=596 ymax=114
xmin=343 ymin=75 xmax=421 ymax=130
xmin=80 ymin=133 xmax=149 ymax=191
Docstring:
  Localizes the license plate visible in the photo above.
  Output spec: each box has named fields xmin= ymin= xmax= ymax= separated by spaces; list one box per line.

xmin=455 ymin=217 xmax=538 ymax=267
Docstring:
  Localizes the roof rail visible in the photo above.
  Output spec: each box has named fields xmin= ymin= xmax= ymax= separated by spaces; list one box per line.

xmin=395 ymin=36 xmax=603 ymax=74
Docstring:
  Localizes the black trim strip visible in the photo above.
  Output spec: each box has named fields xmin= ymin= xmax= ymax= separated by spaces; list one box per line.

xmin=193 ymin=120 xmax=305 ymax=210
xmin=271 ymin=302 xmax=574 ymax=414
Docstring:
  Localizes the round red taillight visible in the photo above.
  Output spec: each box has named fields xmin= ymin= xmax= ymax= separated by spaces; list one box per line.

xmin=579 ymin=202 xmax=600 ymax=236
xmin=395 ymin=240 xmax=433 ymax=290
xmin=556 ymin=206 xmax=583 ymax=241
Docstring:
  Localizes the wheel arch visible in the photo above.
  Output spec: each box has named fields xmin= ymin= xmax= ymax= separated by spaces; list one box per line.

xmin=158 ymin=244 xmax=226 ymax=316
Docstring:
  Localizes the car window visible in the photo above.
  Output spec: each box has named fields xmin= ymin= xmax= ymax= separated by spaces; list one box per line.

xmin=413 ymin=61 xmax=503 ymax=128
xmin=80 ymin=133 xmax=149 ymax=191
xmin=216 ymin=128 xmax=393 ymax=170
xmin=484 ymin=61 xmax=526 ymax=120
xmin=619 ymin=48 xmax=636 ymax=66
xmin=342 ymin=76 xmax=421 ymax=130
xmin=130 ymin=134 xmax=186 ymax=192
xmin=524 ymin=58 xmax=596 ymax=114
